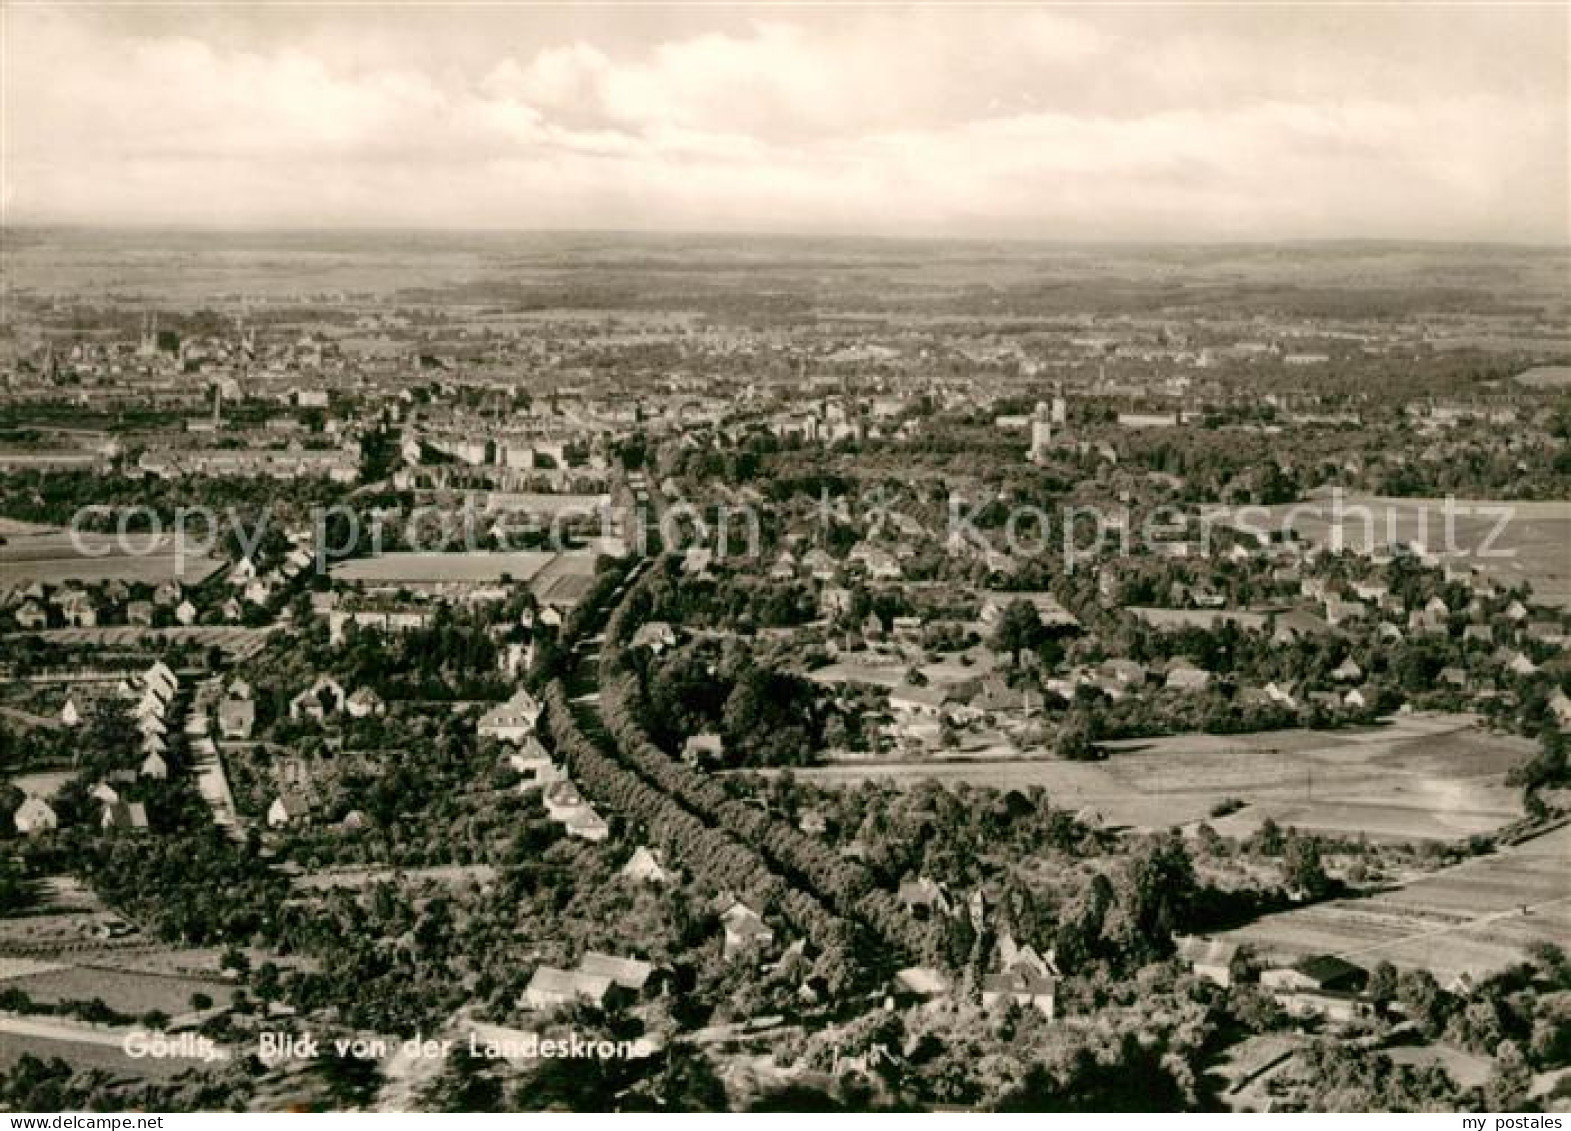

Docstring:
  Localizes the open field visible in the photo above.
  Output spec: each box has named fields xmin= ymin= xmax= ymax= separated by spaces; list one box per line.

xmin=792 ymin=713 xmax=1527 ymax=841
xmin=0 ymin=518 xmax=56 ymax=537
xmin=4 ymin=624 xmax=276 ymax=663
xmin=1218 ymin=824 xmax=1571 ymax=984
xmin=330 ymin=548 xmax=601 ymax=610
xmin=0 ymin=964 xmax=237 ymax=1018
xmin=13 ymin=771 xmax=74 ymax=799
xmin=1515 ymin=365 xmax=1571 ymax=389
xmin=0 ymin=1022 xmax=215 ymax=1080
xmin=808 ymin=646 xmax=1000 ymax=690
xmin=530 ymin=551 xmax=599 ymax=609
xmin=1259 ymin=495 xmax=1571 ymax=608
xmin=1385 ymin=1043 xmax=1494 ymax=1090
xmin=0 ymin=528 xmax=222 ymax=587
xmin=329 ymin=550 xmax=557 ymax=584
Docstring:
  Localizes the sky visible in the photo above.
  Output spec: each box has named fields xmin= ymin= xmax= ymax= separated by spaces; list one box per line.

xmin=2 ymin=3 xmax=1567 ymax=243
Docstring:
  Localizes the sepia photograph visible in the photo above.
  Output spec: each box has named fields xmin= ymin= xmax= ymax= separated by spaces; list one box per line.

xmin=0 ymin=0 xmax=1567 ymax=1117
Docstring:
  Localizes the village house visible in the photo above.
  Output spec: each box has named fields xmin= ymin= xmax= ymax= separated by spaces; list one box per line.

xmin=564 ymin=807 xmax=610 ymax=842
xmin=983 ymin=936 xmax=1058 ymax=1018
xmin=802 ymin=548 xmax=838 ymax=582
xmin=290 ymin=676 xmax=345 ymax=720
xmin=1165 ymin=663 xmax=1212 ymax=693
xmin=888 ymin=683 xmax=952 ymax=720
xmin=1330 ymin=657 xmax=1364 ymax=683
xmin=630 ymin=621 xmax=678 ymax=654
xmin=57 ymin=591 xmax=97 ymax=628
xmin=477 ymin=688 xmax=543 ymax=743
xmin=101 ymin=799 xmax=150 ymax=833
xmin=897 ymin=876 xmax=953 ymax=919
xmin=1548 ymin=688 xmax=1571 ymax=730
xmin=267 ymin=791 xmax=313 ymax=828
xmin=14 ymin=796 xmax=58 ymax=835
xmin=1263 ymin=955 xmax=1373 ymax=1021
xmin=218 ymin=698 xmax=256 ymax=740
xmin=681 ymin=733 xmax=724 ymax=767
xmin=522 ymin=966 xmax=616 ymax=1011
xmin=1262 ymin=954 xmax=1367 ymax=995
xmin=345 ymin=687 xmax=386 ymax=718
xmin=577 ymin=951 xmax=655 ymax=995
xmin=720 ymin=901 xmax=775 ymax=958
xmin=1176 ymin=936 xmax=1240 ymax=987
xmin=621 ymin=846 xmax=674 ymax=885
xmin=506 ymin=736 xmax=556 ymax=785
xmin=15 ymin=601 xmax=48 ymax=630
xmin=890 ymin=967 xmax=953 ymax=1007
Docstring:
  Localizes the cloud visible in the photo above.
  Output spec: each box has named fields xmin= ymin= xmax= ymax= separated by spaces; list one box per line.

xmin=2 ymin=5 xmax=1565 ymax=242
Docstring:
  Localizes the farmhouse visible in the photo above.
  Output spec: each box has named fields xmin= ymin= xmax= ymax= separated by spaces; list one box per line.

xmin=1262 ymin=955 xmax=1367 ymax=995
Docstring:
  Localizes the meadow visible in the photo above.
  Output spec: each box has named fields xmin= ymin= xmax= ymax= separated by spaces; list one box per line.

xmin=794 ymin=712 xmax=1528 ymax=842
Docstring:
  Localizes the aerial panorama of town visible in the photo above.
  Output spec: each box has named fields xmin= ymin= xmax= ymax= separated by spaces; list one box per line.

xmin=0 ymin=231 xmax=1565 ymax=1113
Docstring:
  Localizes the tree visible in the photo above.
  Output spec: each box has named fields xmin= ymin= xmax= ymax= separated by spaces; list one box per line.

xmin=991 ymin=600 xmax=1043 ymax=666
xmin=1283 ymin=834 xmax=1332 ymax=899
xmin=220 ymin=946 xmax=250 ymax=979
xmin=1396 ymin=968 xmax=1451 ymax=1037
xmin=1054 ymin=709 xmax=1098 ymax=762
xmin=1367 ymin=961 xmax=1398 ymax=1006
xmin=1105 ymin=834 xmax=1196 ymax=964
xmin=1252 ymin=817 xmax=1284 ymax=857
xmin=1484 ymin=1040 xmax=1531 ymax=1110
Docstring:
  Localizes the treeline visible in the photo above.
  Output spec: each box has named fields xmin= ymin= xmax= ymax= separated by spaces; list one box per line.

xmin=597 ymin=563 xmax=936 ymax=967
xmin=540 ymin=681 xmax=869 ymax=993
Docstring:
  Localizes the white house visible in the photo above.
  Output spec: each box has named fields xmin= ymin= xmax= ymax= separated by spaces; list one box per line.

xmin=477 ymin=689 xmax=543 ymax=743
xmin=14 ymin=796 xmax=58 ymax=835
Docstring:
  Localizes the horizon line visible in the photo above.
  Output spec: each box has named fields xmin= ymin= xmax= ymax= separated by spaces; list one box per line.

xmin=4 ymin=222 xmax=1568 ymax=254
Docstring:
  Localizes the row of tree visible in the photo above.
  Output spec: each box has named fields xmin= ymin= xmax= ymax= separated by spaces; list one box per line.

xmin=539 ymin=681 xmax=868 ymax=994
xmin=598 ymin=564 xmax=937 ymax=967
